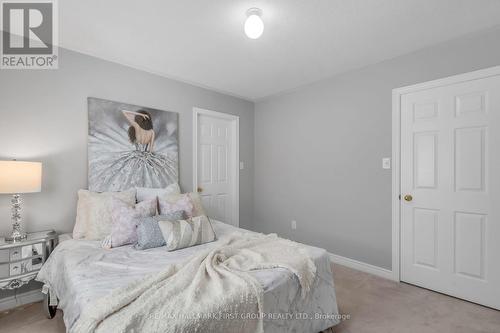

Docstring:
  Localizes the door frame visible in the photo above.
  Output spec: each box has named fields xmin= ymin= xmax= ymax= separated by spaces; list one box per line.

xmin=193 ymin=107 xmax=240 ymax=227
xmin=391 ymin=65 xmax=500 ymax=282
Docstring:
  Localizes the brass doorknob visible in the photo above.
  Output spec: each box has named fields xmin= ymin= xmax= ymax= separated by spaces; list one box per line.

xmin=197 ymin=187 xmax=203 ymax=193
xmin=404 ymin=194 xmax=413 ymax=202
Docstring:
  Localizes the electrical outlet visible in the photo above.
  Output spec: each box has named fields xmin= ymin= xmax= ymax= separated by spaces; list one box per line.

xmin=291 ymin=220 xmax=297 ymax=230
xmin=240 ymin=161 xmax=244 ymax=170
xmin=382 ymin=158 xmax=391 ymax=169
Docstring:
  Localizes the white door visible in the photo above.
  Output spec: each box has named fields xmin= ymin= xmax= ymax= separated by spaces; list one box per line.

xmin=400 ymin=74 xmax=500 ymax=309
xmin=194 ymin=109 xmax=239 ymax=226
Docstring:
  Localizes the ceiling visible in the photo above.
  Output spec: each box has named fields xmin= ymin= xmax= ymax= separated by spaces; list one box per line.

xmin=60 ymin=0 xmax=500 ymax=101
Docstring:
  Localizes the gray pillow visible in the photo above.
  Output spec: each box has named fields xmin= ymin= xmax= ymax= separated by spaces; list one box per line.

xmin=134 ymin=211 xmax=185 ymax=250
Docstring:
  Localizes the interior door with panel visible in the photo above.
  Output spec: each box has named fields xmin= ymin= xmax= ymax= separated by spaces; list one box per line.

xmin=196 ymin=112 xmax=239 ymax=226
xmin=400 ymin=74 xmax=500 ymax=309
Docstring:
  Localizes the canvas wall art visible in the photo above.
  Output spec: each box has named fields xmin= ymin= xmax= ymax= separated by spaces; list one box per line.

xmin=88 ymin=97 xmax=179 ymax=192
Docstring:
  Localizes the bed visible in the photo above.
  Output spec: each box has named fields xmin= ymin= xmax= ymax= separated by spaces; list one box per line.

xmin=37 ymin=220 xmax=340 ymax=332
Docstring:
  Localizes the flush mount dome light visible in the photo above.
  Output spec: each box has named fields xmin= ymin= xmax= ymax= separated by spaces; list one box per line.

xmin=244 ymin=8 xmax=264 ymax=39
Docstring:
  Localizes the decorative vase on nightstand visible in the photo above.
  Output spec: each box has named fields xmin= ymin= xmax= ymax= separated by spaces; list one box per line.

xmin=0 ymin=161 xmax=42 ymax=242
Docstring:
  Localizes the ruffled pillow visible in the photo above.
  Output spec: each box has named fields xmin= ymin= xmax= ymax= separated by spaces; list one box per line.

xmin=102 ymin=197 xmax=157 ymax=249
xmin=158 ymin=192 xmax=205 ymax=217
xmin=158 ymin=193 xmax=194 ymax=217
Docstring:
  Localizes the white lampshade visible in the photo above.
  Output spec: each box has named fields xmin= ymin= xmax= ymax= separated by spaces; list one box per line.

xmin=0 ymin=161 xmax=42 ymax=194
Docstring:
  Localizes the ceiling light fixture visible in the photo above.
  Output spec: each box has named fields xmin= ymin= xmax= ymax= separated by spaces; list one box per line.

xmin=244 ymin=8 xmax=264 ymax=39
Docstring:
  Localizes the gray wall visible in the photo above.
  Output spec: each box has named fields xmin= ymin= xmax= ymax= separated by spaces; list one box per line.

xmin=1 ymin=25 xmax=500 ymax=303
xmin=0 ymin=48 xmax=255 ymax=238
xmin=254 ymin=27 xmax=500 ymax=270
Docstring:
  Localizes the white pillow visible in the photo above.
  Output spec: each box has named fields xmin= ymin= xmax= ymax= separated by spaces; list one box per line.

xmin=158 ymin=215 xmax=216 ymax=251
xmin=136 ymin=183 xmax=181 ymax=202
xmin=73 ymin=188 xmax=136 ymax=240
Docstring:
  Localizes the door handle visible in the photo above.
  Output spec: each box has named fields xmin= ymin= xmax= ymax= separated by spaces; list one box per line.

xmin=404 ymin=194 xmax=413 ymax=202
xmin=197 ymin=187 xmax=203 ymax=193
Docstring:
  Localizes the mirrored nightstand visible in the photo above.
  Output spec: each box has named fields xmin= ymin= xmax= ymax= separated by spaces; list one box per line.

xmin=0 ymin=230 xmax=58 ymax=290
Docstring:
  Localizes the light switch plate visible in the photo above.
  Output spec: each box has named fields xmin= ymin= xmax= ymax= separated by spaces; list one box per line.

xmin=240 ymin=162 xmax=244 ymax=170
xmin=382 ymin=158 xmax=391 ymax=169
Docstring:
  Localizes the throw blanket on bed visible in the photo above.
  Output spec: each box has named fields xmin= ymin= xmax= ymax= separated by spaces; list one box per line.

xmin=72 ymin=232 xmax=316 ymax=333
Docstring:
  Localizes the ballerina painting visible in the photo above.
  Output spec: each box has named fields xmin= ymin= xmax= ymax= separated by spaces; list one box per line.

xmin=87 ymin=97 xmax=178 ymax=192
xmin=122 ymin=110 xmax=155 ymax=152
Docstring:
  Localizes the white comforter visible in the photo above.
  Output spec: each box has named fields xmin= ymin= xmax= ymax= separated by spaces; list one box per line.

xmin=37 ymin=221 xmax=340 ymax=332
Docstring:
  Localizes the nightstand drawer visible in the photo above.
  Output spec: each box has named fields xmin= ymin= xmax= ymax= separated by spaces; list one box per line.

xmin=21 ymin=243 xmax=43 ymax=258
xmin=10 ymin=248 xmax=21 ymax=261
xmin=0 ymin=249 xmax=9 ymax=263
xmin=0 ymin=264 xmax=8 ymax=278
xmin=8 ymin=257 xmax=43 ymax=277
xmin=9 ymin=262 xmax=21 ymax=276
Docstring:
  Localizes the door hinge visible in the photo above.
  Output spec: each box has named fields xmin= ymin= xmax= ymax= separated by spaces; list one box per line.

xmin=398 ymin=194 xmax=401 ymax=200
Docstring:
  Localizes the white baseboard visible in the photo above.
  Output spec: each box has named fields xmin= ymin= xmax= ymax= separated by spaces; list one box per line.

xmin=328 ymin=252 xmax=397 ymax=281
xmin=0 ymin=289 xmax=43 ymax=312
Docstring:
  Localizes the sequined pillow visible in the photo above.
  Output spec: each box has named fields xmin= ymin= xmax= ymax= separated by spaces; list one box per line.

xmin=134 ymin=212 xmax=185 ymax=250
xmin=102 ymin=198 xmax=157 ymax=249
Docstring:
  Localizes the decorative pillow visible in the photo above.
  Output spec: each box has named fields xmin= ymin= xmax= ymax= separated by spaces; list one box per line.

xmin=187 ymin=192 xmax=206 ymax=217
xmin=134 ymin=211 xmax=185 ymax=250
xmin=101 ymin=198 xmax=157 ymax=249
xmin=136 ymin=183 xmax=181 ymax=202
xmin=158 ymin=215 xmax=216 ymax=251
xmin=158 ymin=192 xmax=206 ymax=217
xmin=158 ymin=194 xmax=194 ymax=217
xmin=73 ymin=188 xmax=136 ymax=240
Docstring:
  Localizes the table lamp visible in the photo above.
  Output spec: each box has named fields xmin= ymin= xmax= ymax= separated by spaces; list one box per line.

xmin=0 ymin=161 xmax=42 ymax=242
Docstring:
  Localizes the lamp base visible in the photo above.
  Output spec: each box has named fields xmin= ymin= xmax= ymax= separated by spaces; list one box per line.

xmin=5 ymin=194 xmax=27 ymax=243
xmin=5 ymin=233 xmax=27 ymax=243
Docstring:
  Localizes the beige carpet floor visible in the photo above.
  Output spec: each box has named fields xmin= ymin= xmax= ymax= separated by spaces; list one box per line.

xmin=0 ymin=264 xmax=499 ymax=333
